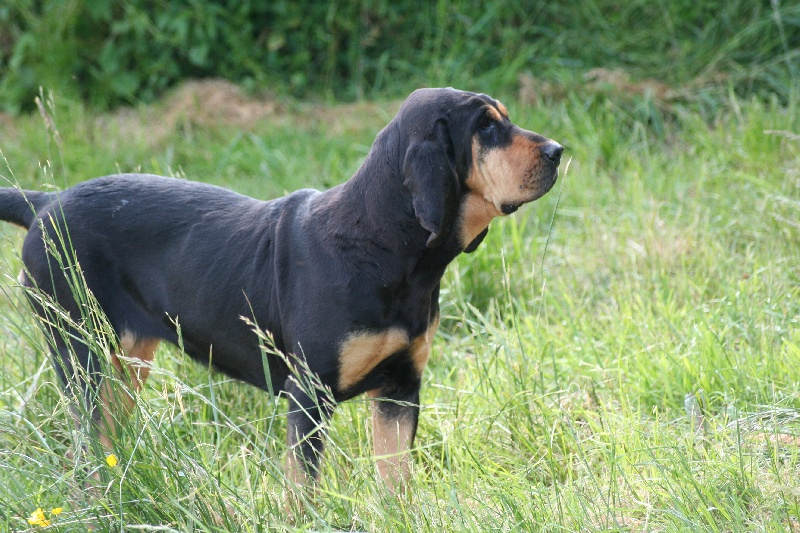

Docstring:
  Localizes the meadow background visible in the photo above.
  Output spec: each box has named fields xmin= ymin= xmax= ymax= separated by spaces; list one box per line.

xmin=1 ymin=1 xmax=799 ymax=531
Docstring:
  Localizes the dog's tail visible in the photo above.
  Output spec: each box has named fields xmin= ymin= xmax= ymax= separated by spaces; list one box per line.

xmin=0 ymin=188 xmax=55 ymax=230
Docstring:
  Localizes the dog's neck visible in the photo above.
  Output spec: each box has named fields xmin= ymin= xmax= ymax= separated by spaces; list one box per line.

xmin=312 ymin=142 xmax=462 ymax=285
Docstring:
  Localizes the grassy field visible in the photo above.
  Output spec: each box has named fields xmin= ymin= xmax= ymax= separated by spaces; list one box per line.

xmin=0 ymin=82 xmax=798 ymax=531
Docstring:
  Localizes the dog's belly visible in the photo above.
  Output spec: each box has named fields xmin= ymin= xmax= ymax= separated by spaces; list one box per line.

xmin=105 ymin=266 xmax=291 ymax=393
xmin=178 ymin=326 xmax=291 ymax=392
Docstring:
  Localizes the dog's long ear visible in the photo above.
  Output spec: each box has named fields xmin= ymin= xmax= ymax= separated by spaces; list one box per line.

xmin=402 ymin=120 xmax=459 ymax=248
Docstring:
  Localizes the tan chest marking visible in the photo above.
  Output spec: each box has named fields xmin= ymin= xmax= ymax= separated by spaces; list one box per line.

xmin=338 ymin=328 xmax=410 ymax=390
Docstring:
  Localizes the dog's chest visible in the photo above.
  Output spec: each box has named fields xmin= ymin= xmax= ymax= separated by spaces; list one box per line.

xmin=336 ymin=315 xmax=439 ymax=392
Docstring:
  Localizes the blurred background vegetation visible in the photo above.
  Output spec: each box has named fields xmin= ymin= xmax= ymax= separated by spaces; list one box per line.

xmin=1 ymin=0 xmax=798 ymax=113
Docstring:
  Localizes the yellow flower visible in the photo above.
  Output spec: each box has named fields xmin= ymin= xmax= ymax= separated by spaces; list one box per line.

xmin=27 ymin=507 xmax=50 ymax=527
xmin=50 ymin=507 xmax=63 ymax=516
xmin=106 ymin=453 xmax=119 ymax=467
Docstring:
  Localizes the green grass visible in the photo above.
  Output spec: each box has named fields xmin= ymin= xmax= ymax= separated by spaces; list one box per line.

xmin=0 ymin=86 xmax=798 ymax=531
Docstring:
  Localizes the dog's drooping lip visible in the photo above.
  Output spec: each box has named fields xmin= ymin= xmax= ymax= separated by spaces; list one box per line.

xmin=499 ymin=166 xmax=560 ymax=216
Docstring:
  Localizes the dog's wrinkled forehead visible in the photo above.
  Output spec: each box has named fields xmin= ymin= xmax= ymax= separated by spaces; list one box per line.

xmin=396 ymin=88 xmax=497 ymax=135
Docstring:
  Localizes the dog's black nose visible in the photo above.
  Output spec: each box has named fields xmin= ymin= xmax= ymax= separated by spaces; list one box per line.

xmin=542 ymin=141 xmax=563 ymax=164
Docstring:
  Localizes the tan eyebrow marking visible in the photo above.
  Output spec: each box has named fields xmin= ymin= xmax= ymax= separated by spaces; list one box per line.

xmin=496 ymin=100 xmax=508 ymax=118
xmin=486 ymin=106 xmax=503 ymax=122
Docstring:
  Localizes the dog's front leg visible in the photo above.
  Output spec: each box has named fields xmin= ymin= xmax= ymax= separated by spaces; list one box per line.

xmin=367 ymin=380 xmax=421 ymax=494
xmin=284 ymin=376 xmax=336 ymax=488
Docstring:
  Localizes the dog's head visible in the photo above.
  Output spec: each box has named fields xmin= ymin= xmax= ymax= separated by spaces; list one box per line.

xmin=394 ymin=88 xmax=562 ymax=251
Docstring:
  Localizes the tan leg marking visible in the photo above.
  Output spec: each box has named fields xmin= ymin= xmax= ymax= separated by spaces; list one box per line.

xmin=99 ymin=333 xmax=160 ymax=448
xmin=367 ymin=389 xmax=416 ymax=493
xmin=367 ymin=317 xmax=437 ymax=492
xmin=283 ymin=445 xmax=326 ymax=514
xmin=338 ymin=328 xmax=410 ymax=390
xmin=284 ymin=445 xmax=312 ymax=488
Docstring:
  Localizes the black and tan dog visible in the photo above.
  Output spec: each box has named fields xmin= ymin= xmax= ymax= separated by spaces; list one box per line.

xmin=0 ymin=88 xmax=561 ymax=490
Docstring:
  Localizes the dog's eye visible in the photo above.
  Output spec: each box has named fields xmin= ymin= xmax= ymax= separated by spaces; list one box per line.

xmin=479 ymin=118 xmax=495 ymax=133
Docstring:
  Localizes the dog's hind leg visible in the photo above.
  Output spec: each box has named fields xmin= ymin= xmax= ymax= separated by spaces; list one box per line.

xmin=42 ymin=326 xmax=109 ymax=447
xmin=97 ymin=333 xmax=160 ymax=449
xmin=39 ymin=319 xmax=157 ymax=452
